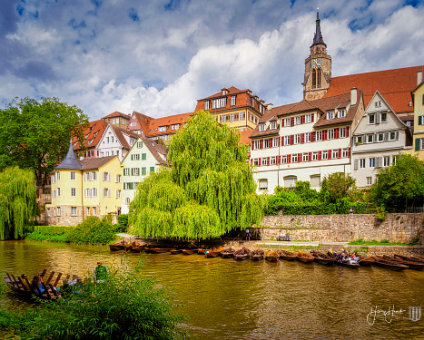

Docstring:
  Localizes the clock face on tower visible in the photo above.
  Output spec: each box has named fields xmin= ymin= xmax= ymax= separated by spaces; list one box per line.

xmin=312 ymin=58 xmax=322 ymax=69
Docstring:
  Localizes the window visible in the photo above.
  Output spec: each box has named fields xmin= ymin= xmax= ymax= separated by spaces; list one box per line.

xmin=369 ymin=158 xmax=375 ymax=168
xmin=312 ymin=152 xmax=318 ymax=161
xmin=116 ymin=190 xmax=121 ymax=198
xmin=367 ymin=177 xmax=373 ymax=185
xmin=295 ymin=116 xmax=301 ymax=125
xmin=93 ymin=207 xmax=96 ymax=216
xmin=204 ymin=101 xmax=210 ymax=110
xmin=270 ymin=156 xmax=276 ymax=165
xmin=253 ymin=158 xmax=259 ymax=166
xmin=327 ymin=129 xmax=334 ymax=139
xmin=254 ymin=140 xmax=260 ymax=149
xmin=264 ymin=139 xmax=270 ymax=148
xmin=270 ymin=121 xmax=277 ymax=130
xmin=294 ymin=134 xmax=301 ymax=144
xmin=310 ymin=175 xmax=320 ymax=188
xmin=115 ymin=175 xmax=121 ymax=183
xmin=171 ymin=124 xmax=180 ymax=130
xmin=131 ymin=154 xmax=140 ymax=161
xmin=71 ymin=207 xmax=77 ymax=216
xmin=51 ymin=175 xmax=55 ymax=184
xmin=103 ymin=172 xmax=110 ymax=181
xmin=56 ymin=172 xmax=60 ymax=180
xmin=326 ymin=111 xmax=334 ymax=120
xmin=342 ymin=148 xmax=349 ymax=158
xmin=284 ymin=176 xmax=297 ymax=188
xmin=229 ymin=113 xmax=235 ymax=122
xmin=292 ymin=154 xmax=298 ymax=162
xmin=125 ymin=197 xmax=131 ymax=206
xmin=103 ymin=188 xmax=110 ymax=197
xmin=284 ymin=118 xmax=291 ymax=127
xmin=141 ymin=167 xmax=146 ymax=175
xmin=316 ymin=131 xmax=322 ymax=141
xmin=369 ymin=114 xmax=375 ymax=124
xmin=261 ymin=157 xmax=268 ymax=166
xmin=284 ymin=136 xmax=290 ymax=145
xmin=150 ymin=167 xmax=155 ymax=173
xmin=87 ymin=207 xmax=90 ymax=216
xmin=123 ymin=168 xmax=130 ymax=176
xmin=340 ymin=127 xmax=347 ymax=138
xmin=389 ymin=131 xmax=398 ymax=141
xmin=220 ymin=115 xmax=227 ymax=123
xmin=131 ymin=168 xmax=140 ymax=176
xmin=381 ymin=112 xmax=387 ymax=122
xmin=305 ymin=114 xmax=312 ymax=123
xmin=259 ymin=123 xmax=265 ymax=132
xmin=377 ymin=133 xmax=385 ymax=142
xmin=47 ymin=208 xmax=50 ymax=217
xmin=56 ymin=207 xmax=61 ymax=216
xmin=258 ymin=179 xmax=268 ymax=191
xmin=322 ymin=150 xmax=328 ymax=160
xmin=158 ymin=126 xmax=167 ymax=132
xmin=305 ymin=132 xmax=311 ymax=143
xmin=212 ymin=98 xmax=226 ymax=109
xmin=142 ymin=153 xmax=146 ymax=160
xmin=231 ymin=96 xmax=236 ymax=106
xmin=375 ymin=101 xmax=381 ymax=108
xmin=130 ymin=122 xmax=136 ymax=127
xmin=359 ymin=159 xmax=366 ymax=168
xmin=281 ymin=155 xmax=287 ymax=164
xmin=384 ymin=156 xmax=391 ymax=167
xmin=57 ymin=188 xmax=60 ymax=196
xmin=338 ymin=108 xmax=346 ymax=118
xmin=367 ymin=134 xmax=374 ymax=143
xmin=239 ymin=112 xmax=245 ymax=120
xmin=332 ymin=150 xmax=338 ymax=159
xmin=273 ymin=137 xmax=279 ymax=147
xmin=70 ymin=172 xmax=76 ymax=180
xmin=111 ymin=136 xmax=114 ymax=143
xmin=356 ymin=136 xmax=363 ymax=144
xmin=71 ymin=188 xmax=76 ymax=197
xmin=302 ymin=153 xmax=309 ymax=162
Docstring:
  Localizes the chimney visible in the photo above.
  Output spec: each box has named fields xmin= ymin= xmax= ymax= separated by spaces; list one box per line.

xmin=267 ymin=103 xmax=273 ymax=111
xmin=350 ymin=87 xmax=357 ymax=106
xmin=418 ymin=71 xmax=423 ymax=85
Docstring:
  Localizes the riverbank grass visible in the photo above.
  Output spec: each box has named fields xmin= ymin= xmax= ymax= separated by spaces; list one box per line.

xmin=348 ymin=238 xmax=420 ymax=246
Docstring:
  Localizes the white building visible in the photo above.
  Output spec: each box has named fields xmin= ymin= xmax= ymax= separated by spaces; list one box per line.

xmin=351 ymin=91 xmax=412 ymax=187
xmin=250 ymin=89 xmax=364 ymax=194
xmin=121 ymin=137 xmax=168 ymax=214
xmin=97 ymin=124 xmax=139 ymax=161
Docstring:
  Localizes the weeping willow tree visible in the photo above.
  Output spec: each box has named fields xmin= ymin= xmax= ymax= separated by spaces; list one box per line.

xmin=129 ymin=111 xmax=266 ymax=240
xmin=0 ymin=167 xmax=38 ymax=240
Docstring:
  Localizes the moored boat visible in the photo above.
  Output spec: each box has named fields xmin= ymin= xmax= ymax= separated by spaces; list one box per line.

xmin=358 ymin=257 xmax=375 ymax=266
xmin=251 ymin=249 xmax=264 ymax=261
xmin=312 ymin=252 xmax=335 ymax=265
xmin=205 ymin=248 xmax=223 ymax=258
xmin=234 ymin=247 xmax=250 ymax=261
xmin=220 ymin=248 xmax=235 ymax=258
xmin=181 ymin=249 xmax=196 ymax=255
xmin=296 ymin=252 xmax=314 ymax=263
xmin=109 ymin=240 xmax=127 ymax=251
xmin=265 ymin=250 xmax=279 ymax=262
xmin=371 ymin=256 xmax=409 ymax=271
xmin=197 ymin=248 xmax=207 ymax=255
xmin=277 ymin=250 xmax=297 ymax=261
xmin=383 ymin=255 xmax=424 ymax=270
xmin=394 ymin=254 xmax=424 ymax=264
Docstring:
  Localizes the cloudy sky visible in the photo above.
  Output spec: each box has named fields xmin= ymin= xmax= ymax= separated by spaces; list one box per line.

xmin=1 ymin=0 xmax=423 ymax=120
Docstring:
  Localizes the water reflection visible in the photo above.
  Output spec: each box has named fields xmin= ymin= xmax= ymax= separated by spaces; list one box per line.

xmin=1 ymin=240 xmax=424 ymax=339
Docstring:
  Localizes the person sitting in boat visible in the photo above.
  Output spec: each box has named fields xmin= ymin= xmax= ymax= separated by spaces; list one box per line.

xmin=93 ymin=261 xmax=109 ymax=283
xmin=31 ymin=274 xmax=45 ymax=296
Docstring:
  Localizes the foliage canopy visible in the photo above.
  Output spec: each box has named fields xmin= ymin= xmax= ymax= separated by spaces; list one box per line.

xmin=129 ymin=111 xmax=266 ymax=239
xmin=0 ymin=97 xmax=88 ymax=187
xmin=0 ymin=167 xmax=38 ymax=240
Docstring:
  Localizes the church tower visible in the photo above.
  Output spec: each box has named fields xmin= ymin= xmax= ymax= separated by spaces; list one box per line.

xmin=303 ymin=12 xmax=332 ymax=100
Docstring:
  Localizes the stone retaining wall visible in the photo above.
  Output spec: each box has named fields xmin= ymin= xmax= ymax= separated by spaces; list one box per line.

xmin=258 ymin=213 xmax=424 ymax=244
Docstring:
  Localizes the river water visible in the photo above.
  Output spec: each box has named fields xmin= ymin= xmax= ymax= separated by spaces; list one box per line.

xmin=1 ymin=240 xmax=424 ymax=339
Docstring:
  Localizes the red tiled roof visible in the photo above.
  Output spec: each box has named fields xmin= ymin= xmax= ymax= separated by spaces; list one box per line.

xmin=103 ymin=111 xmax=131 ymax=119
xmin=129 ymin=111 xmax=153 ymax=135
xmin=239 ymin=129 xmax=255 ymax=145
xmin=73 ymin=119 xmax=107 ymax=151
xmin=324 ymin=65 xmax=424 ymax=113
xmin=146 ymin=112 xmax=193 ymax=137
xmin=200 ymin=86 xmax=250 ymax=100
xmin=82 ymin=156 xmax=117 ymax=170
xmin=111 ymin=125 xmax=139 ymax=149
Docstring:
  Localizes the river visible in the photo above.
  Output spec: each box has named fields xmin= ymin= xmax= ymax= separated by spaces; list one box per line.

xmin=1 ymin=240 xmax=424 ymax=339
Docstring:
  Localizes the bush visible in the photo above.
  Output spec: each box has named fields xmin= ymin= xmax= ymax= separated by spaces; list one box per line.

xmin=0 ymin=266 xmax=183 ymax=339
xmin=25 ymin=226 xmax=71 ymax=242
xmin=116 ymin=214 xmax=129 ymax=233
xmin=66 ymin=216 xmax=117 ymax=245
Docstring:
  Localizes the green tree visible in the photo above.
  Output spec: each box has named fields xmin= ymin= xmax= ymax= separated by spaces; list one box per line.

xmin=129 ymin=111 xmax=266 ymax=239
xmin=370 ymin=154 xmax=424 ymax=211
xmin=0 ymin=167 xmax=38 ymax=240
xmin=321 ymin=172 xmax=356 ymax=203
xmin=0 ymin=97 xmax=89 ymax=188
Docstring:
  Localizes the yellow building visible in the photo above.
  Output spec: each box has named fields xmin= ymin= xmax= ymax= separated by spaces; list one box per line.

xmin=46 ymin=142 xmax=122 ymax=226
xmin=410 ymin=81 xmax=424 ymax=160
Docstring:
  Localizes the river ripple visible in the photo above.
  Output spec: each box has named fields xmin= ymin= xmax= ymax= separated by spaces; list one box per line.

xmin=1 ymin=240 xmax=424 ymax=339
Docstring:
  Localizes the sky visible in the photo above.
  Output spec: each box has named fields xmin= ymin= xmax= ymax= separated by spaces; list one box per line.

xmin=1 ymin=0 xmax=423 ymax=120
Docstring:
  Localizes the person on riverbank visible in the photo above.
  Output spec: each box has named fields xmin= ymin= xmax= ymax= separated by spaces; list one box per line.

xmin=31 ymin=274 xmax=45 ymax=296
xmin=93 ymin=261 xmax=109 ymax=283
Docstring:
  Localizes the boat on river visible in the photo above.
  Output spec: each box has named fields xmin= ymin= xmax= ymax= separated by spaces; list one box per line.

xmin=205 ymin=248 xmax=223 ymax=258
xmin=296 ymin=252 xmax=314 ymax=263
xmin=394 ymin=254 xmax=424 ymax=264
xmin=277 ymin=250 xmax=297 ymax=261
xmin=371 ymin=256 xmax=409 ymax=271
xmin=109 ymin=240 xmax=127 ymax=251
xmin=4 ymin=269 xmax=66 ymax=300
xmin=265 ymin=250 xmax=279 ymax=262
xmin=312 ymin=252 xmax=335 ymax=265
xmin=251 ymin=249 xmax=264 ymax=261
xmin=383 ymin=255 xmax=424 ymax=270
xmin=220 ymin=248 xmax=235 ymax=258
xmin=234 ymin=247 xmax=250 ymax=261
xmin=181 ymin=249 xmax=197 ymax=255
xmin=358 ymin=257 xmax=375 ymax=266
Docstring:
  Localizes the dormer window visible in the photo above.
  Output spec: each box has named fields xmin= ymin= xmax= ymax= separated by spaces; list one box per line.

xmin=158 ymin=126 xmax=167 ymax=132
xmin=375 ymin=101 xmax=381 ymax=108
xmin=230 ymin=96 xmax=236 ymax=106
xmin=326 ymin=111 xmax=334 ymax=120
xmin=338 ymin=108 xmax=346 ymax=118
xmin=259 ymin=123 xmax=265 ymax=132
xmin=270 ymin=121 xmax=277 ymax=130
xmin=212 ymin=98 xmax=226 ymax=109
xmin=204 ymin=100 xmax=210 ymax=110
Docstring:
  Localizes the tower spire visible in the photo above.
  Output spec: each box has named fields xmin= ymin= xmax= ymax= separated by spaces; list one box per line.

xmin=311 ymin=11 xmax=326 ymax=47
xmin=56 ymin=138 xmax=82 ymax=170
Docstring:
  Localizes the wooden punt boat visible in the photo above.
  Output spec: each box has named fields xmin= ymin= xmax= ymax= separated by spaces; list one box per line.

xmin=205 ymin=248 xmax=223 ymax=258
xmin=296 ymin=252 xmax=314 ymax=263
xmin=129 ymin=244 xmax=144 ymax=253
xmin=220 ymin=248 xmax=235 ymax=258
xmin=383 ymin=255 xmax=424 ymax=270
xmin=109 ymin=240 xmax=127 ymax=251
xmin=358 ymin=257 xmax=375 ymax=266
xmin=335 ymin=259 xmax=360 ymax=268
xmin=170 ymin=249 xmax=182 ymax=254
xmin=277 ymin=250 xmax=297 ymax=261
xmin=197 ymin=248 xmax=207 ymax=255
xmin=251 ymin=249 xmax=264 ymax=261
xmin=394 ymin=254 xmax=424 ymax=264
xmin=3 ymin=269 xmax=68 ymax=300
xmin=312 ymin=252 xmax=335 ymax=265
xmin=234 ymin=247 xmax=250 ymax=261
xmin=265 ymin=250 xmax=279 ymax=262
xmin=181 ymin=249 xmax=196 ymax=255
xmin=371 ymin=256 xmax=409 ymax=271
